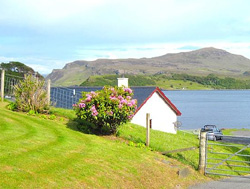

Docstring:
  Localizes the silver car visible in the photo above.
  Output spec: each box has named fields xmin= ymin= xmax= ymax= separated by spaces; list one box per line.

xmin=201 ymin=125 xmax=223 ymax=141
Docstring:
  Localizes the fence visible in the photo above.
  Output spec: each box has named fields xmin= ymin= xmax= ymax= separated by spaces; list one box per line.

xmin=1 ymin=70 xmax=25 ymax=102
xmin=198 ymin=132 xmax=250 ymax=178
xmin=0 ymin=70 xmax=99 ymax=108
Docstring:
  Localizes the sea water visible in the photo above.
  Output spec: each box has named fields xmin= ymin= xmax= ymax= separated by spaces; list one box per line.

xmin=164 ymin=90 xmax=250 ymax=130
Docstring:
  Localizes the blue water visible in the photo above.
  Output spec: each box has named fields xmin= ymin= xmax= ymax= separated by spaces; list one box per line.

xmin=163 ymin=90 xmax=250 ymax=130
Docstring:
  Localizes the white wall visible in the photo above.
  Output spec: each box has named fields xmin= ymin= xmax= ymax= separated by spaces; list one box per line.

xmin=131 ymin=92 xmax=177 ymax=134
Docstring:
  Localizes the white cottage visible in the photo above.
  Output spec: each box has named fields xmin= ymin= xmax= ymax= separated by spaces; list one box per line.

xmin=131 ymin=87 xmax=181 ymax=134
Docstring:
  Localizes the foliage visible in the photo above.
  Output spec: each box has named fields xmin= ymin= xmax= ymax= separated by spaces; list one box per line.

xmin=80 ymin=74 xmax=156 ymax=86
xmin=80 ymin=73 xmax=250 ymax=89
xmin=14 ymin=74 xmax=49 ymax=113
xmin=0 ymin=61 xmax=43 ymax=79
xmin=7 ymin=102 xmax=17 ymax=111
xmin=74 ymin=86 xmax=137 ymax=135
xmin=169 ymin=73 xmax=250 ymax=89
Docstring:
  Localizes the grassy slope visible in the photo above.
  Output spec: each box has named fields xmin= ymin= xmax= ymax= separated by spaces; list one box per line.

xmin=0 ymin=102 xmax=208 ymax=188
xmin=154 ymin=79 xmax=211 ymax=90
xmin=118 ymin=124 xmax=250 ymax=176
xmin=80 ymin=74 xmax=212 ymax=90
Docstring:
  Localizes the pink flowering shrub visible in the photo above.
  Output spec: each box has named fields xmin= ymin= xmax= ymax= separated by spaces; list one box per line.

xmin=73 ymin=86 xmax=137 ymax=135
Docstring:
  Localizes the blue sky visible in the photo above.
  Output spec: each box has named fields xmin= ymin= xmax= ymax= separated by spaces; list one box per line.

xmin=1 ymin=0 xmax=250 ymax=74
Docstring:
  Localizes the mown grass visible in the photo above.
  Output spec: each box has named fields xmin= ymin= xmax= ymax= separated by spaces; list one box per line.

xmin=0 ymin=102 xmax=208 ymax=188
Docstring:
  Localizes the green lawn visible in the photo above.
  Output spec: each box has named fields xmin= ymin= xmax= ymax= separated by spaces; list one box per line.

xmin=118 ymin=124 xmax=250 ymax=177
xmin=0 ymin=102 xmax=208 ymax=188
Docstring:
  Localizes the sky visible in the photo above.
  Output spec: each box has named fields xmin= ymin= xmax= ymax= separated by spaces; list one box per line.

xmin=1 ymin=0 xmax=250 ymax=74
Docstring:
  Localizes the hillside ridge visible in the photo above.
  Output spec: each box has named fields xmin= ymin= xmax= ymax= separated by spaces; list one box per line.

xmin=46 ymin=47 xmax=250 ymax=86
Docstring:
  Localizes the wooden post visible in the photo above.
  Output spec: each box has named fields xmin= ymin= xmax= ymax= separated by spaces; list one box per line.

xmin=146 ymin=113 xmax=150 ymax=146
xmin=1 ymin=69 xmax=5 ymax=102
xmin=47 ymin=79 xmax=51 ymax=105
xmin=198 ymin=131 xmax=207 ymax=174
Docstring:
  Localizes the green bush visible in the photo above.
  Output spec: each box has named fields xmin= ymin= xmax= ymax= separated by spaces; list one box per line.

xmin=7 ymin=102 xmax=17 ymax=111
xmin=74 ymin=86 xmax=137 ymax=135
xmin=14 ymin=75 xmax=49 ymax=113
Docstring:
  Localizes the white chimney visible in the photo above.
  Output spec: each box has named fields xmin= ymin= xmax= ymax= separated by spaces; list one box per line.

xmin=117 ymin=78 xmax=128 ymax=87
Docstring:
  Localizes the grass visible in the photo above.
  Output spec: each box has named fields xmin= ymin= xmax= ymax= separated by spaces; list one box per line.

xmin=155 ymin=79 xmax=212 ymax=90
xmin=118 ymin=124 xmax=250 ymax=177
xmin=0 ymin=102 xmax=209 ymax=188
xmin=118 ymin=123 xmax=200 ymax=169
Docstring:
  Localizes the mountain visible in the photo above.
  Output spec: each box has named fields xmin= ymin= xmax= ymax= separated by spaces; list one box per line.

xmin=46 ymin=47 xmax=250 ymax=86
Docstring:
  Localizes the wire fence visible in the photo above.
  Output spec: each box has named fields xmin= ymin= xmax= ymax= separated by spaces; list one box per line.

xmin=5 ymin=74 xmax=24 ymax=97
xmin=50 ymin=86 xmax=102 ymax=109
xmin=50 ymin=87 xmax=82 ymax=109
xmin=0 ymin=71 xmax=101 ymax=109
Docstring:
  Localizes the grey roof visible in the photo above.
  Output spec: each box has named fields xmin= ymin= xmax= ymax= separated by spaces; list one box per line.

xmin=131 ymin=87 xmax=156 ymax=107
xmin=51 ymin=86 xmax=156 ymax=109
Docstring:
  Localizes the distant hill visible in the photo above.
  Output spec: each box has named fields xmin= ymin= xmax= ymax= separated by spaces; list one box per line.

xmin=46 ymin=47 xmax=250 ymax=86
xmin=0 ymin=61 xmax=43 ymax=79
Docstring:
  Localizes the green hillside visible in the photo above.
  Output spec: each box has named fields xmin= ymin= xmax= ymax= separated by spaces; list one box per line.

xmin=0 ymin=102 xmax=208 ymax=188
xmin=80 ymin=73 xmax=250 ymax=90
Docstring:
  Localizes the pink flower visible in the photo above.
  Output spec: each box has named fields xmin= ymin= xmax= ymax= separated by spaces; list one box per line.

xmin=78 ymin=103 xmax=86 ymax=108
xmin=120 ymin=99 xmax=127 ymax=104
xmin=124 ymin=88 xmax=132 ymax=94
xmin=90 ymin=91 xmax=97 ymax=96
xmin=72 ymin=104 xmax=77 ymax=107
xmin=128 ymin=114 xmax=134 ymax=120
xmin=86 ymin=96 xmax=92 ymax=102
xmin=130 ymin=99 xmax=136 ymax=106
xmin=90 ymin=105 xmax=96 ymax=112
xmin=118 ymin=95 xmax=124 ymax=100
xmin=109 ymin=96 xmax=117 ymax=100
xmin=127 ymin=102 xmax=132 ymax=107
xmin=126 ymin=96 xmax=131 ymax=100
xmin=92 ymin=110 xmax=98 ymax=116
xmin=118 ymin=104 xmax=123 ymax=109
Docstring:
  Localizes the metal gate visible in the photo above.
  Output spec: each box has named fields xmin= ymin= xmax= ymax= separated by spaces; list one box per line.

xmin=205 ymin=134 xmax=250 ymax=178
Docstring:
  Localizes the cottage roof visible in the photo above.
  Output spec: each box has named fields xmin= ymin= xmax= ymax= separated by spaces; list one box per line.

xmin=66 ymin=86 xmax=181 ymax=116
xmin=133 ymin=87 xmax=182 ymax=116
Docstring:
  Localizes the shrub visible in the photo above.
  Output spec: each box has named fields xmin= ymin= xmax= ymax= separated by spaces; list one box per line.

xmin=14 ymin=74 xmax=49 ymax=113
xmin=7 ymin=102 xmax=17 ymax=111
xmin=74 ymin=86 xmax=137 ymax=135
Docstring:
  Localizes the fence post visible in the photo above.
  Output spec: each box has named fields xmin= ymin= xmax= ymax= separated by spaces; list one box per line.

xmin=198 ymin=131 xmax=207 ymax=174
xmin=47 ymin=79 xmax=51 ymax=105
xmin=1 ymin=69 xmax=5 ymax=102
xmin=146 ymin=113 xmax=150 ymax=146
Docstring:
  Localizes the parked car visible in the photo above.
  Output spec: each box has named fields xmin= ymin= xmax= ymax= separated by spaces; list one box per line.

xmin=201 ymin=125 xmax=223 ymax=141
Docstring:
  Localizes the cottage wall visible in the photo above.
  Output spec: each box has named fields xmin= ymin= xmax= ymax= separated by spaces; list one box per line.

xmin=131 ymin=92 xmax=177 ymax=134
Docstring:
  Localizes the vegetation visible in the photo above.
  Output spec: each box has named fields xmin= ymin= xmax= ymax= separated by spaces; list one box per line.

xmin=80 ymin=74 xmax=156 ymax=87
xmin=118 ymin=124 xmax=250 ymax=176
xmin=169 ymin=73 xmax=250 ymax=89
xmin=74 ymin=86 xmax=137 ymax=134
xmin=0 ymin=102 xmax=208 ymax=188
xmin=0 ymin=61 xmax=43 ymax=78
xmin=13 ymin=75 xmax=49 ymax=113
xmin=80 ymin=73 xmax=250 ymax=90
